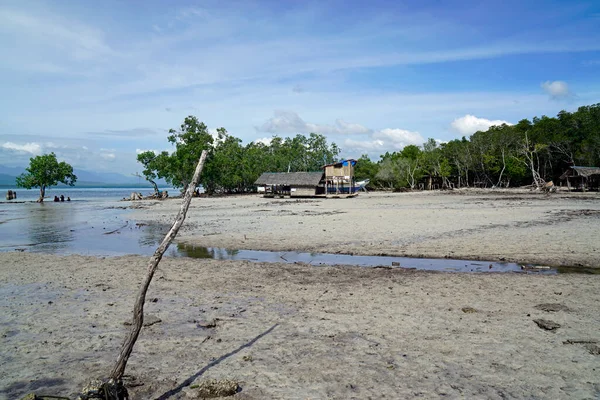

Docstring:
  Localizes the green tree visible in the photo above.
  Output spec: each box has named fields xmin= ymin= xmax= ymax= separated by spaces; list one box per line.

xmin=354 ymin=154 xmax=380 ymax=183
xmin=136 ymin=150 xmax=169 ymax=196
xmin=16 ymin=152 xmax=77 ymax=202
xmin=167 ymin=116 xmax=215 ymax=191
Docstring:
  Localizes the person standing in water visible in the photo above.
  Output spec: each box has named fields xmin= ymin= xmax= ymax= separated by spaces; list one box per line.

xmin=60 ymin=194 xmax=65 ymax=202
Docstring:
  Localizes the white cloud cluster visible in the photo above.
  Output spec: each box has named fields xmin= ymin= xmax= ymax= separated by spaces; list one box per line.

xmin=343 ymin=128 xmax=425 ymax=155
xmin=451 ymin=115 xmax=512 ymax=135
xmin=256 ymin=111 xmax=424 ymax=157
xmin=540 ymin=80 xmax=571 ymax=99
xmin=253 ymin=137 xmax=273 ymax=146
xmin=1 ymin=141 xmax=43 ymax=155
xmin=257 ymin=110 xmax=371 ymax=136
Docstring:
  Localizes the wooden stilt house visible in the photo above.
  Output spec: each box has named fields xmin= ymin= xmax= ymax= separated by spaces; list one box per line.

xmin=255 ymin=159 xmax=358 ymax=198
xmin=559 ymin=166 xmax=600 ymax=191
xmin=323 ymin=159 xmax=357 ymax=196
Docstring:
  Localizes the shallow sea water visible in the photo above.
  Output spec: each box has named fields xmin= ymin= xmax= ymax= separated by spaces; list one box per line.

xmin=2 ymin=189 xmax=591 ymax=274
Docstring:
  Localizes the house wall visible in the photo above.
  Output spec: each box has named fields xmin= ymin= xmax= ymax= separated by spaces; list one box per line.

xmin=325 ymin=164 xmax=353 ymax=177
xmin=290 ymin=187 xmax=316 ymax=197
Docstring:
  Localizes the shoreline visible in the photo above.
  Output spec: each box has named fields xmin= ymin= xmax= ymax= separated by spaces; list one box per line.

xmin=129 ymin=188 xmax=600 ymax=268
xmin=2 ymin=188 xmax=599 ymax=398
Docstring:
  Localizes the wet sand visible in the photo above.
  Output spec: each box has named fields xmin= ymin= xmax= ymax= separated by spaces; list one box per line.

xmin=132 ymin=189 xmax=600 ymax=267
xmin=1 ymin=252 xmax=599 ymax=399
xmin=2 ymin=189 xmax=600 ymax=399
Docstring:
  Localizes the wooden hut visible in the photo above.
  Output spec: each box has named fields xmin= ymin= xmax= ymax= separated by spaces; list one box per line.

xmin=323 ymin=159 xmax=357 ymax=195
xmin=559 ymin=166 xmax=600 ymax=191
xmin=255 ymin=171 xmax=325 ymax=197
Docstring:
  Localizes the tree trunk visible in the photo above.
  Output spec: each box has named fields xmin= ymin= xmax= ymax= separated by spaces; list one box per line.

xmin=38 ymin=185 xmax=45 ymax=203
xmin=109 ymin=150 xmax=208 ymax=382
xmin=148 ymin=179 xmax=159 ymax=197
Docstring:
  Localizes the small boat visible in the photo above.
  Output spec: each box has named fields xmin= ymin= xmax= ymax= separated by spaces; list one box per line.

xmin=355 ymin=179 xmax=370 ymax=192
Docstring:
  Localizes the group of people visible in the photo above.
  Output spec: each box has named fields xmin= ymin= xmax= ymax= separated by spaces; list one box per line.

xmin=53 ymin=194 xmax=71 ymax=202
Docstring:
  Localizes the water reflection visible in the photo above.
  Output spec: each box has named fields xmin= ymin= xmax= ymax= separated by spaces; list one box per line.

xmin=1 ymin=202 xmax=591 ymax=274
xmin=174 ymin=243 xmax=563 ymax=274
xmin=176 ymin=244 xmax=239 ymax=259
xmin=23 ymin=203 xmax=76 ymax=252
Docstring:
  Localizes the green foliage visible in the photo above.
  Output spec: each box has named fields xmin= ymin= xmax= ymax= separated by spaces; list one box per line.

xmin=354 ymin=154 xmax=380 ymax=182
xmin=16 ymin=152 xmax=77 ymax=201
xmin=137 ymin=116 xmax=341 ymax=194
xmin=138 ymin=104 xmax=600 ymax=193
xmin=368 ymin=103 xmax=600 ymax=189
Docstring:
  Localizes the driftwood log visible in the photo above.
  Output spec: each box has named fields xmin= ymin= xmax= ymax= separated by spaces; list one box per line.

xmin=110 ymin=150 xmax=207 ymax=382
xmin=67 ymin=151 xmax=208 ymax=400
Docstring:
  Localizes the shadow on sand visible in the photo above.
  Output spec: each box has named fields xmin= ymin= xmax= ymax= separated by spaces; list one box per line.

xmin=156 ymin=323 xmax=279 ymax=399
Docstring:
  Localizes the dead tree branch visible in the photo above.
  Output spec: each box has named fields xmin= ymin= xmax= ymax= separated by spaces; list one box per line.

xmin=109 ymin=150 xmax=208 ymax=381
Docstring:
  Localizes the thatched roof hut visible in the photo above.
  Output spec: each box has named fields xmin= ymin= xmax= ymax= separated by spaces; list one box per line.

xmin=255 ymin=172 xmax=324 ymax=186
xmin=255 ymin=172 xmax=325 ymax=197
xmin=559 ymin=166 xmax=600 ymax=180
xmin=559 ymin=166 xmax=600 ymax=191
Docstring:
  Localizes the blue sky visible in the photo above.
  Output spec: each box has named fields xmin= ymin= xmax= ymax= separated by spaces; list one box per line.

xmin=1 ymin=0 xmax=599 ymax=174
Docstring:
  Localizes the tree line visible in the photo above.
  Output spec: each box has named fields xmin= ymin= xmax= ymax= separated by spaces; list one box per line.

xmin=140 ymin=104 xmax=600 ymax=194
xmin=356 ymin=103 xmax=600 ymax=190
xmin=137 ymin=116 xmax=340 ymax=194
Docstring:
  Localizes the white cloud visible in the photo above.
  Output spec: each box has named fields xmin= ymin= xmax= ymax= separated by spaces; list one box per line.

xmin=257 ymin=110 xmax=371 ymax=135
xmin=451 ymin=115 xmax=512 ymax=135
xmin=0 ymin=7 xmax=113 ymax=63
xmin=253 ymin=137 xmax=273 ymax=146
xmin=1 ymin=141 xmax=43 ymax=155
xmin=100 ymin=152 xmax=116 ymax=160
xmin=373 ymin=128 xmax=424 ymax=147
xmin=256 ymin=110 xmax=424 ymax=157
xmin=343 ymin=128 xmax=424 ymax=156
xmin=540 ymin=80 xmax=571 ymax=99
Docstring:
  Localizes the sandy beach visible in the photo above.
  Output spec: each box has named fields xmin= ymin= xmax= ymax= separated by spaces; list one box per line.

xmin=132 ymin=189 xmax=600 ymax=267
xmin=1 ymin=189 xmax=600 ymax=399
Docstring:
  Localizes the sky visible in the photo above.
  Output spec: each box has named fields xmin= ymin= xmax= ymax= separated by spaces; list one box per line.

xmin=1 ymin=0 xmax=599 ymax=175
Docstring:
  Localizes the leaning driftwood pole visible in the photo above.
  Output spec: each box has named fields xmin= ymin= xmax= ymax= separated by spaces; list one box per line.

xmin=109 ymin=150 xmax=208 ymax=381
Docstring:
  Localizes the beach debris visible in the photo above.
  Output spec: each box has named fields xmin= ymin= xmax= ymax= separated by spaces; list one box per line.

xmin=542 ymin=180 xmax=556 ymax=193
xmin=75 ymin=379 xmax=129 ymax=400
xmin=563 ymin=339 xmax=598 ymax=345
xmin=535 ymin=303 xmax=570 ymax=312
xmin=461 ymin=307 xmax=477 ymax=313
xmin=563 ymin=339 xmax=600 ymax=355
xmin=584 ymin=344 xmax=600 ymax=355
xmin=197 ymin=319 xmax=218 ymax=329
xmin=392 ymin=261 xmax=401 ymax=267
xmin=533 ymin=319 xmax=561 ymax=331
xmin=129 ymin=192 xmax=143 ymax=201
xmin=188 ymin=379 xmax=239 ymax=398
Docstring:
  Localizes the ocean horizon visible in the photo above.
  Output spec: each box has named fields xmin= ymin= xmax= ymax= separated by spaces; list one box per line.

xmin=1 ymin=186 xmax=178 ymax=203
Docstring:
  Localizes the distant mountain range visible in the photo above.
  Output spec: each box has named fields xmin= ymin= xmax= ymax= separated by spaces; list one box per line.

xmin=0 ymin=165 xmax=167 ymax=188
